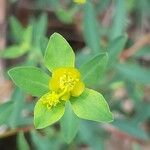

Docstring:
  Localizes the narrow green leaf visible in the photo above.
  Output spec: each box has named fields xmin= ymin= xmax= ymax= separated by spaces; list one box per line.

xmin=34 ymin=101 xmax=65 ymax=129
xmin=22 ymin=25 xmax=32 ymax=49
xmin=132 ymin=102 xmax=150 ymax=124
xmin=116 ymin=63 xmax=150 ymax=84
xmin=76 ymin=48 xmax=94 ymax=67
xmin=44 ymin=33 xmax=75 ymax=72
xmin=0 ymin=101 xmax=13 ymax=124
xmin=30 ymin=130 xmax=63 ymax=150
xmin=0 ymin=45 xmax=29 ymax=59
xmin=32 ymin=13 xmax=48 ymax=48
xmin=8 ymin=88 xmax=25 ymax=128
xmin=40 ymin=36 xmax=49 ymax=56
xmin=17 ymin=132 xmax=30 ymax=150
xmin=112 ymin=119 xmax=149 ymax=140
xmin=110 ymin=0 xmax=127 ymax=40
xmin=9 ymin=16 xmax=24 ymax=43
xmin=60 ymin=101 xmax=79 ymax=143
xmin=83 ymin=2 xmax=101 ymax=53
xmin=80 ymin=53 xmax=108 ymax=86
xmin=79 ymin=121 xmax=105 ymax=150
xmin=71 ymin=88 xmax=113 ymax=123
xmin=8 ymin=67 xmax=50 ymax=97
xmin=96 ymin=0 xmax=111 ymax=13
xmin=108 ymin=35 xmax=127 ymax=66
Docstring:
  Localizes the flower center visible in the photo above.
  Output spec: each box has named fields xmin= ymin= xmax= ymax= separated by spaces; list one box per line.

xmin=43 ymin=67 xmax=84 ymax=109
xmin=60 ymin=73 xmax=79 ymax=91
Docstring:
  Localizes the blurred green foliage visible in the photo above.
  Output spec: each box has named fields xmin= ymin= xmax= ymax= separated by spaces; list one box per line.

xmin=0 ymin=0 xmax=150 ymax=150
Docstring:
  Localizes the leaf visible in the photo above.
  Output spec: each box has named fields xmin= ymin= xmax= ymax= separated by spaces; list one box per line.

xmin=8 ymin=88 xmax=25 ymax=128
xmin=0 ymin=101 xmax=13 ymax=124
xmin=17 ymin=132 xmax=30 ymax=150
xmin=116 ymin=63 xmax=150 ymax=84
xmin=112 ymin=119 xmax=149 ymax=140
xmin=79 ymin=53 xmax=108 ymax=86
xmin=40 ymin=36 xmax=49 ymax=56
xmin=83 ymin=2 xmax=101 ymax=54
xmin=22 ymin=25 xmax=32 ymax=49
xmin=55 ymin=6 xmax=78 ymax=24
xmin=9 ymin=16 xmax=24 ymax=43
xmin=78 ymin=121 xmax=105 ymax=150
xmin=30 ymin=130 xmax=63 ymax=150
xmin=60 ymin=101 xmax=79 ymax=143
xmin=8 ymin=67 xmax=50 ymax=97
xmin=0 ymin=45 xmax=29 ymax=59
xmin=44 ymin=33 xmax=75 ymax=72
xmin=96 ymin=0 xmax=111 ymax=13
xmin=34 ymin=101 xmax=65 ymax=129
xmin=32 ymin=13 xmax=48 ymax=48
xmin=132 ymin=102 xmax=150 ymax=124
xmin=110 ymin=0 xmax=127 ymax=40
xmin=71 ymin=88 xmax=113 ymax=123
xmin=108 ymin=35 xmax=127 ymax=66
xmin=76 ymin=47 xmax=94 ymax=67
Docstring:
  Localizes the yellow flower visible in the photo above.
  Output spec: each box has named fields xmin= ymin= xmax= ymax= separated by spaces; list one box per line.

xmin=74 ymin=0 xmax=86 ymax=4
xmin=41 ymin=67 xmax=85 ymax=109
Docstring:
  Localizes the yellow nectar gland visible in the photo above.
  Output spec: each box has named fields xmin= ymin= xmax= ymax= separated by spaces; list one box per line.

xmin=60 ymin=73 xmax=79 ymax=91
xmin=73 ymin=0 xmax=86 ymax=4
xmin=41 ymin=91 xmax=59 ymax=110
xmin=42 ymin=67 xmax=85 ymax=110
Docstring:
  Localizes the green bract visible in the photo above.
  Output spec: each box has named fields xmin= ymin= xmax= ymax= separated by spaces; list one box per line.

xmin=8 ymin=33 xmax=113 ymax=143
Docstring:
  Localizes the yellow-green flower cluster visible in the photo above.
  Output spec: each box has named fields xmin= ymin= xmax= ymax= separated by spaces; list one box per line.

xmin=41 ymin=67 xmax=85 ymax=109
xmin=74 ymin=0 xmax=86 ymax=4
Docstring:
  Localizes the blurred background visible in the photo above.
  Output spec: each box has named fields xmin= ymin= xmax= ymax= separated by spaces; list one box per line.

xmin=0 ymin=0 xmax=150 ymax=150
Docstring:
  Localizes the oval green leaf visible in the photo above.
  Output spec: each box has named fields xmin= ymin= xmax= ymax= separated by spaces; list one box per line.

xmin=71 ymin=88 xmax=113 ymax=123
xmin=0 ymin=46 xmax=29 ymax=59
xmin=34 ymin=100 xmax=65 ymax=129
xmin=79 ymin=53 xmax=108 ymax=86
xmin=44 ymin=33 xmax=75 ymax=72
xmin=8 ymin=67 xmax=50 ymax=97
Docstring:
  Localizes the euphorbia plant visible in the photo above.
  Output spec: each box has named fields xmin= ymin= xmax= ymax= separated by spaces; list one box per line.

xmin=8 ymin=33 xmax=113 ymax=142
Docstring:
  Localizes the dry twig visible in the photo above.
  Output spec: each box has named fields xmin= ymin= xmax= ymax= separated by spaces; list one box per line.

xmin=0 ymin=126 xmax=34 ymax=138
xmin=120 ymin=33 xmax=150 ymax=61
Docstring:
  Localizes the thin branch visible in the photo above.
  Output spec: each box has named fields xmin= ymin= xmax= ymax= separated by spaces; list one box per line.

xmin=0 ymin=126 xmax=34 ymax=138
xmin=103 ymin=124 xmax=149 ymax=144
xmin=120 ymin=33 xmax=150 ymax=62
